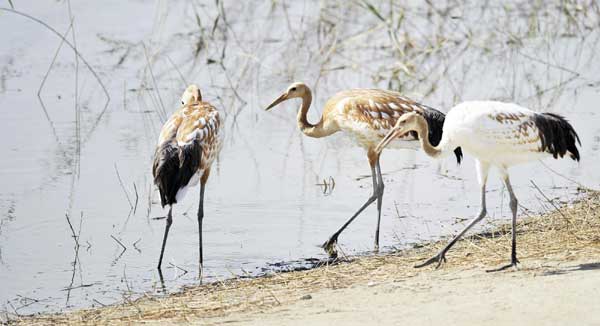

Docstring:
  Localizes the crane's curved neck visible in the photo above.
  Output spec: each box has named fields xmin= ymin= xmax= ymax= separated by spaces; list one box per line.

xmin=297 ymin=89 xmax=334 ymax=138
xmin=416 ymin=116 xmax=444 ymax=158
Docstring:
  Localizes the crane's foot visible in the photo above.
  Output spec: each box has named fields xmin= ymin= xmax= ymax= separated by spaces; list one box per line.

xmin=486 ymin=257 xmax=520 ymax=273
xmin=374 ymin=242 xmax=380 ymax=254
xmin=414 ymin=252 xmax=447 ymax=269
xmin=157 ymin=269 xmax=166 ymax=293
xmin=321 ymin=235 xmax=339 ymax=259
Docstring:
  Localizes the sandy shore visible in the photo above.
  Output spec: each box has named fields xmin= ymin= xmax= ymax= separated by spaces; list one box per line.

xmin=208 ymin=257 xmax=600 ymax=326
xmin=8 ymin=191 xmax=600 ymax=325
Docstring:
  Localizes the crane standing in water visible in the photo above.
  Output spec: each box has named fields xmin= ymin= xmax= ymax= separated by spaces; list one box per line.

xmin=376 ymin=101 xmax=580 ymax=271
xmin=266 ymin=82 xmax=462 ymax=257
xmin=152 ymin=85 xmax=222 ymax=276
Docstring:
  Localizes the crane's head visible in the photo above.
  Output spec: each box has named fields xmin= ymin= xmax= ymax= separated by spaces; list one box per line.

xmin=265 ymin=82 xmax=309 ymax=111
xmin=180 ymin=84 xmax=202 ymax=106
xmin=375 ymin=112 xmax=422 ymax=154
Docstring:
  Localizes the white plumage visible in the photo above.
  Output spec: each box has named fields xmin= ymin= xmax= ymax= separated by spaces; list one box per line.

xmin=437 ymin=101 xmax=551 ymax=165
xmin=376 ymin=100 xmax=580 ymax=271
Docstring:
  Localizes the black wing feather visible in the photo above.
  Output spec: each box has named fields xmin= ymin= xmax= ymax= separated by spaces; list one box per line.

xmin=152 ymin=139 xmax=202 ymax=207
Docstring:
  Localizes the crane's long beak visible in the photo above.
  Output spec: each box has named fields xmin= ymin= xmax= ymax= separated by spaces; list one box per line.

xmin=375 ymin=127 xmax=405 ymax=154
xmin=195 ymin=88 xmax=202 ymax=102
xmin=265 ymin=93 xmax=288 ymax=111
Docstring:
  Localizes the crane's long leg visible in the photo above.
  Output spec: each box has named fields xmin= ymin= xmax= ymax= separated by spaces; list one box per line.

xmin=157 ymin=206 xmax=173 ymax=270
xmin=374 ymin=158 xmax=385 ymax=252
xmin=487 ymin=175 xmax=520 ymax=272
xmin=321 ymin=161 xmax=381 ymax=258
xmin=198 ymin=180 xmax=205 ymax=279
xmin=415 ymin=161 xmax=490 ymax=269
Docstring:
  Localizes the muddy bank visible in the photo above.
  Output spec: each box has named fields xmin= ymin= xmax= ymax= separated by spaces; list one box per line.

xmin=6 ymin=190 xmax=600 ymax=325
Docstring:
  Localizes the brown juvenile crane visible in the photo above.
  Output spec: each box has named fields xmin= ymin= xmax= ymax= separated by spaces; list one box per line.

xmin=152 ymin=84 xmax=222 ymax=276
xmin=266 ymin=82 xmax=462 ymax=257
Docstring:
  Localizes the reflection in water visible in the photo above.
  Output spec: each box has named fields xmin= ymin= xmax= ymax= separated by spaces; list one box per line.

xmin=0 ymin=0 xmax=599 ymax=316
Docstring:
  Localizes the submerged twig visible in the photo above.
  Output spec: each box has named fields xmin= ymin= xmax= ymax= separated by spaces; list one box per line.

xmin=114 ymin=163 xmax=133 ymax=209
xmin=64 ymin=212 xmax=82 ymax=306
xmin=142 ymin=44 xmax=167 ymax=122
xmin=168 ymin=262 xmax=189 ymax=275
xmin=110 ymin=235 xmax=127 ymax=253
xmin=133 ymin=182 xmax=139 ymax=215
xmin=146 ymin=180 xmax=153 ymax=221
xmin=165 ymin=55 xmax=188 ymax=87
xmin=133 ymin=238 xmax=142 ymax=253
xmin=37 ymin=18 xmax=73 ymax=156
xmin=67 ymin=0 xmax=81 ymax=178
xmin=64 ymin=213 xmax=80 ymax=247
xmin=0 ymin=8 xmax=111 ymax=141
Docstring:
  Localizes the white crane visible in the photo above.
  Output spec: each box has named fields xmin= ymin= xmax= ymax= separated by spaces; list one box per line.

xmin=376 ymin=101 xmax=580 ymax=271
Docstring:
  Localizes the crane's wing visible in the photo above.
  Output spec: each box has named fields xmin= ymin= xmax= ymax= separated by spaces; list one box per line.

xmin=175 ymin=103 xmax=221 ymax=170
xmin=175 ymin=103 xmax=220 ymax=148
xmin=459 ymin=102 xmax=579 ymax=160
xmin=470 ymin=105 xmax=544 ymax=152
xmin=331 ymin=89 xmax=426 ymax=135
xmin=152 ymin=102 xmax=220 ymax=206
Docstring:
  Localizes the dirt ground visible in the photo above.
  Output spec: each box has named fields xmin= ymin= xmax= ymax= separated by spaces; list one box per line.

xmin=9 ymin=191 xmax=600 ymax=325
xmin=207 ymin=257 xmax=600 ymax=326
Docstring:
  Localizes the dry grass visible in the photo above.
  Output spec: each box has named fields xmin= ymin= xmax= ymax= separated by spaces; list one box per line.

xmin=7 ymin=190 xmax=600 ymax=325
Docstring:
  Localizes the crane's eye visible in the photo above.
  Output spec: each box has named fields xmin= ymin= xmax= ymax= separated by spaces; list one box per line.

xmin=181 ymin=100 xmax=185 ymax=105
xmin=290 ymin=87 xmax=297 ymax=92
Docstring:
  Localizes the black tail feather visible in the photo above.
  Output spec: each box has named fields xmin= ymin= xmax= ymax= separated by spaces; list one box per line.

xmin=533 ymin=113 xmax=581 ymax=161
xmin=152 ymin=140 xmax=202 ymax=207
xmin=421 ymin=106 xmax=463 ymax=164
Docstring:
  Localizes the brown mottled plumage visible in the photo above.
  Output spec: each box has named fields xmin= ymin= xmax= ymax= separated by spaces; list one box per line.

xmin=265 ymin=82 xmax=461 ymax=258
xmin=152 ymin=84 xmax=222 ymax=275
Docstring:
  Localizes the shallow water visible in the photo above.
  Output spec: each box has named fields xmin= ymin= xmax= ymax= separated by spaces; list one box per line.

xmin=1 ymin=0 xmax=599 ymax=315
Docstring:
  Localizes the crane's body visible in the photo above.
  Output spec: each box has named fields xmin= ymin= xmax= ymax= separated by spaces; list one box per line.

xmin=155 ymin=101 xmax=221 ymax=203
xmin=436 ymin=101 xmax=575 ymax=165
xmin=323 ymin=89 xmax=429 ymax=150
xmin=152 ymin=84 xmax=222 ymax=275
xmin=266 ymin=82 xmax=461 ymax=257
xmin=377 ymin=100 xmax=580 ymax=270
